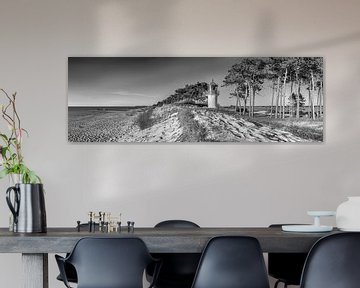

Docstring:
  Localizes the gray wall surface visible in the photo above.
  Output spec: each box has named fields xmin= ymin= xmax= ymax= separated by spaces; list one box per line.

xmin=0 ymin=0 xmax=359 ymax=287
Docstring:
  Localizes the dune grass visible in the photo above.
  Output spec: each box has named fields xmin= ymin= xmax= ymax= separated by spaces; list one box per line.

xmin=178 ymin=108 xmax=207 ymax=142
xmin=136 ymin=108 xmax=154 ymax=130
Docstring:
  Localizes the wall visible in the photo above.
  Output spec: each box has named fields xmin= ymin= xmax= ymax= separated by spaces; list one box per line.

xmin=0 ymin=0 xmax=360 ymax=287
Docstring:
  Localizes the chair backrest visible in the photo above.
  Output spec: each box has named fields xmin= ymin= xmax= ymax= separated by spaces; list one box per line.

xmin=150 ymin=220 xmax=201 ymax=286
xmin=67 ymin=237 xmax=154 ymax=288
xmin=300 ymin=232 xmax=360 ymax=288
xmin=155 ymin=220 xmax=200 ymax=228
xmin=191 ymin=236 xmax=270 ymax=288
xmin=268 ymin=224 xmax=308 ymax=285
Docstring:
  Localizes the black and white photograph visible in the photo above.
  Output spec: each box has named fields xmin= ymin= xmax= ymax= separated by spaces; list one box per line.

xmin=68 ymin=57 xmax=324 ymax=143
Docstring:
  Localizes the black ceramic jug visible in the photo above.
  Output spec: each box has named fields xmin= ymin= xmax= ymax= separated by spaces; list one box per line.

xmin=6 ymin=183 xmax=47 ymax=233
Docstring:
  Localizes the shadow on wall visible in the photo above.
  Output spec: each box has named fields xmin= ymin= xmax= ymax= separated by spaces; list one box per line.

xmin=253 ymin=10 xmax=276 ymax=53
xmin=253 ymin=8 xmax=360 ymax=53
xmin=94 ymin=0 xmax=179 ymax=54
xmin=283 ymin=31 xmax=360 ymax=53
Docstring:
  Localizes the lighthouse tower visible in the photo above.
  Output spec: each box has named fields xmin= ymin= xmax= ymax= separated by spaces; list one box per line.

xmin=207 ymin=79 xmax=219 ymax=109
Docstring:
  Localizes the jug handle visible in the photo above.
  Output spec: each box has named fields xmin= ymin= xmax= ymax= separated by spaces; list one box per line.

xmin=6 ymin=186 xmax=20 ymax=224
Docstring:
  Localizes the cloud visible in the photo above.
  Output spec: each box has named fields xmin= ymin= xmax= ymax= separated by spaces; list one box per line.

xmin=109 ymin=90 xmax=149 ymax=98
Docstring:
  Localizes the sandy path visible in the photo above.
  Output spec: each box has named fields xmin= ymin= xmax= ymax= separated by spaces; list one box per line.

xmin=193 ymin=109 xmax=306 ymax=142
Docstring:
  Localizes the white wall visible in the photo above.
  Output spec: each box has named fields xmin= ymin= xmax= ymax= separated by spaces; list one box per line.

xmin=0 ymin=0 xmax=360 ymax=287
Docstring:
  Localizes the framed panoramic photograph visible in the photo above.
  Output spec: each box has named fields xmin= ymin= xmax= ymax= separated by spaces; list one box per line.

xmin=68 ymin=57 xmax=323 ymax=143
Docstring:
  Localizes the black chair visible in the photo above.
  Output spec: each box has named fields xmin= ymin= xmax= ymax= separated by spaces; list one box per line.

xmin=56 ymin=223 xmax=99 ymax=284
xmin=300 ymin=232 xmax=360 ymax=288
xmin=268 ymin=224 xmax=308 ymax=288
xmin=55 ymin=237 xmax=160 ymax=288
xmin=56 ymin=262 xmax=77 ymax=284
xmin=191 ymin=236 xmax=270 ymax=288
xmin=154 ymin=220 xmax=200 ymax=229
xmin=146 ymin=220 xmax=201 ymax=288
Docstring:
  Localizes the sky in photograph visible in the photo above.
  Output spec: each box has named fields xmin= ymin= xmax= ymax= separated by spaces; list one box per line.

xmin=68 ymin=57 xmax=276 ymax=107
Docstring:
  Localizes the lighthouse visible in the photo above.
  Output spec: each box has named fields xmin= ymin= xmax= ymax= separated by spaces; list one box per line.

xmin=207 ymin=79 xmax=219 ymax=109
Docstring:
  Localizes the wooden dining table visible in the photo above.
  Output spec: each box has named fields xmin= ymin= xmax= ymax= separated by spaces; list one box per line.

xmin=0 ymin=226 xmax=339 ymax=288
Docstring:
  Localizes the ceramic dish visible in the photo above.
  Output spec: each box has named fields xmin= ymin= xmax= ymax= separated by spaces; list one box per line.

xmin=282 ymin=225 xmax=333 ymax=232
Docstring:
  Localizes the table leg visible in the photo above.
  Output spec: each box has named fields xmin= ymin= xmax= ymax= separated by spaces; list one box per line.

xmin=22 ymin=253 xmax=48 ymax=288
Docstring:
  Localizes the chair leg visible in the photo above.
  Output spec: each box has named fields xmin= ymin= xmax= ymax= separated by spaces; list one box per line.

xmin=274 ymin=280 xmax=289 ymax=288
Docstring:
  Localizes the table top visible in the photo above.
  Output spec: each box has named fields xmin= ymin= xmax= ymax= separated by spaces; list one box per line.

xmin=0 ymin=227 xmax=340 ymax=254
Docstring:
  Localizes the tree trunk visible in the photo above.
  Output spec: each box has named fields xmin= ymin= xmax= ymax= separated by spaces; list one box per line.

xmin=239 ymin=96 xmax=242 ymax=115
xmin=282 ymin=85 xmax=285 ymax=119
xmin=252 ymin=87 xmax=256 ymax=117
xmin=320 ymin=81 xmax=323 ymax=117
xmin=247 ymin=82 xmax=252 ymax=117
xmin=275 ymin=76 xmax=280 ymax=119
xmin=317 ymin=81 xmax=323 ymax=118
xmin=296 ymin=77 xmax=301 ymax=119
xmin=310 ymin=71 xmax=316 ymax=119
xmin=282 ymin=68 xmax=288 ymax=119
xmin=250 ymin=87 xmax=253 ymax=117
xmin=316 ymin=84 xmax=321 ymax=117
xmin=270 ymin=81 xmax=275 ymax=118
xmin=308 ymin=86 xmax=312 ymax=119
xmin=244 ymin=97 xmax=247 ymax=116
xmin=289 ymin=79 xmax=293 ymax=117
